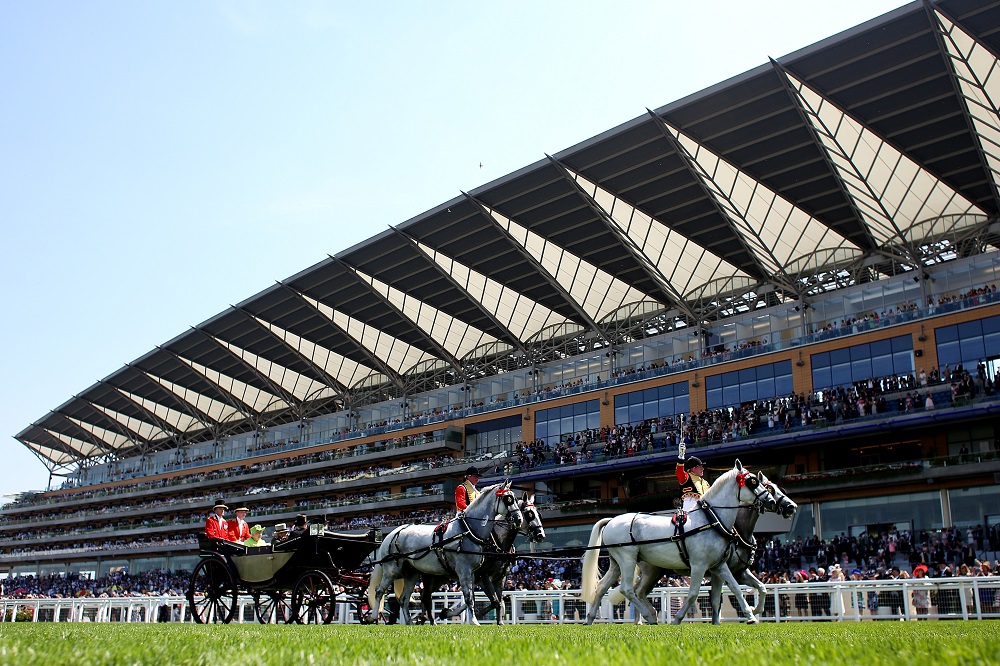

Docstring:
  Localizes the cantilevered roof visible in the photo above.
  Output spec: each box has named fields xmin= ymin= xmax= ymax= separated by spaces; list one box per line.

xmin=16 ymin=0 xmax=1000 ymax=470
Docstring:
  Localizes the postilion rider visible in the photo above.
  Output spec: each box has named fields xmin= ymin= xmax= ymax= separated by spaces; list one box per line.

xmin=676 ymin=442 xmax=711 ymax=513
xmin=454 ymin=466 xmax=481 ymax=514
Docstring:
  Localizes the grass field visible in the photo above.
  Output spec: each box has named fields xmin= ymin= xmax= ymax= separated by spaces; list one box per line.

xmin=1 ymin=622 xmax=998 ymax=665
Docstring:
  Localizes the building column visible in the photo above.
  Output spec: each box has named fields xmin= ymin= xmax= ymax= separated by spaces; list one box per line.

xmin=812 ymin=500 xmax=823 ymax=538
xmin=941 ymin=488 xmax=952 ymax=528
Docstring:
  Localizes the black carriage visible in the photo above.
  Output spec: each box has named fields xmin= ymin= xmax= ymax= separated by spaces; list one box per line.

xmin=186 ymin=528 xmax=380 ymax=624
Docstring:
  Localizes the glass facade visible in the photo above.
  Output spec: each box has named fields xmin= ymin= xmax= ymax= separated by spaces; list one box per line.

xmin=614 ymin=381 xmax=689 ymax=426
xmin=535 ymin=400 xmax=600 ymax=447
xmin=465 ymin=415 xmax=522 ymax=455
xmin=818 ymin=491 xmax=943 ymax=540
xmin=949 ymin=486 xmax=1000 ymax=527
xmin=784 ymin=502 xmax=815 ymax=542
xmin=935 ymin=314 xmax=1000 ymax=369
xmin=706 ymin=361 xmax=793 ymax=409
xmin=811 ymin=335 xmax=913 ymax=390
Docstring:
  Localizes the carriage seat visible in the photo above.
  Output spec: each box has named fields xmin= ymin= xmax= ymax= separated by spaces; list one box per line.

xmin=198 ymin=538 xmax=248 ymax=556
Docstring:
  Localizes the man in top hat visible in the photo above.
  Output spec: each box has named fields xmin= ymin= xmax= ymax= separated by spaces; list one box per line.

xmin=227 ymin=506 xmax=251 ymax=543
xmin=244 ymin=525 xmax=267 ymax=547
xmin=289 ymin=514 xmax=309 ymax=539
xmin=676 ymin=441 xmax=710 ymax=512
xmin=455 ymin=466 xmax=481 ymax=513
xmin=205 ymin=500 xmax=233 ymax=541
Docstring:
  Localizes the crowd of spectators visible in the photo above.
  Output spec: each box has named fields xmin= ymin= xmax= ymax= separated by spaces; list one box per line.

xmin=2 ymin=569 xmax=191 ymax=599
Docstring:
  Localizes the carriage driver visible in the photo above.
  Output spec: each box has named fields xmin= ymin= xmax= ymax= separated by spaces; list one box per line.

xmin=205 ymin=500 xmax=235 ymax=541
xmin=455 ymin=466 xmax=481 ymax=514
xmin=676 ymin=442 xmax=710 ymax=512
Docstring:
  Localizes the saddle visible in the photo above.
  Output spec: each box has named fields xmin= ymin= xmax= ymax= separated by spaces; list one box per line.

xmin=432 ymin=520 xmax=450 ymax=549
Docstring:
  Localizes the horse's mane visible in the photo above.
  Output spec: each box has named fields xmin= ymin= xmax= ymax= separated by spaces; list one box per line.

xmin=700 ymin=466 xmax=739 ymax=503
xmin=465 ymin=482 xmax=503 ymax=512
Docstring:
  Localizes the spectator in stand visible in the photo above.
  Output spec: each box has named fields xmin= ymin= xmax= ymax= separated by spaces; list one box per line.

xmin=228 ymin=506 xmax=251 ymax=543
xmin=205 ymin=500 xmax=232 ymax=541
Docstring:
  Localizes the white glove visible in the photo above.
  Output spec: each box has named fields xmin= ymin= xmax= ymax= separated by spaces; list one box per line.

xmin=678 ymin=441 xmax=686 ymax=460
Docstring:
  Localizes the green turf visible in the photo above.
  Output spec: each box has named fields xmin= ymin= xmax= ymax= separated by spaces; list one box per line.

xmin=0 ymin=622 xmax=998 ymax=665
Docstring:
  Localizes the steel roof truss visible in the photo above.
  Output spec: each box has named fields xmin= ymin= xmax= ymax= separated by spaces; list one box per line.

xmin=545 ymin=155 xmax=701 ymax=322
xmin=644 ymin=113 xmax=802 ymax=298
xmin=462 ymin=192 xmax=611 ymax=345
xmin=928 ymin=2 xmax=1000 ymax=211
xmin=186 ymin=329 xmax=301 ymax=418
xmin=332 ymin=257 xmax=465 ymax=374
xmin=389 ymin=228 xmax=531 ymax=357
xmin=276 ymin=281 xmax=407 ymax=392
xmin=234 ymin=305 xmax=352 ymax=402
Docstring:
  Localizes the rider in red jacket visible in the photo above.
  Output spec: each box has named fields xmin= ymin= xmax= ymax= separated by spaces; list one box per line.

xmin=205 ymin=500 xmax=233 ymax=541
xmin=455 ymin=466 xmax=481 ymax=513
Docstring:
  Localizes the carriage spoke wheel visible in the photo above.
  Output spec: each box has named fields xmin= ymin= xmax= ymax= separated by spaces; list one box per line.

xmin=291 ymin=571 xmax=337 ymax=625
xmin=187 ymin=558 xmax=237 ymax=624
xmin=254 ymin=591 xmax=292 ymax=624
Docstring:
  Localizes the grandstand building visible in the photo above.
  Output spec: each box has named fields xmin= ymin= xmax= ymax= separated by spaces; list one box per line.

xmin=4 ymin=0 xmax=1000 ymax=581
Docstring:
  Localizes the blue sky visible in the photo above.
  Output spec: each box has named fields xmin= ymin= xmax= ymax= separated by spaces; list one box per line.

xmin=0 ymin=0 xmax=909 ymax=502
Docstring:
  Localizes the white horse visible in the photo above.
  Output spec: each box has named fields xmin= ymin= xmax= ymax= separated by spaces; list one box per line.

xmin=418 ymin=493 xmax=546 ymax=624
xmin=366 ymin=480 xmax=522 ymax=625
xmin=605 ymin=471 xmax=797 ymax=624
xmin=581 ymin=461 xmax=774 ymax=625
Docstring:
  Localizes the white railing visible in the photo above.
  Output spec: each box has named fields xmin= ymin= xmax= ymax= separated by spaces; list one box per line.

xmin=2 ymin=578 xmax=999 ymax=623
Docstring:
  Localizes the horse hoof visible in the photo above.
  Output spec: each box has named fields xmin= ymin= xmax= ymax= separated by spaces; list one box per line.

xmin=670 ymin=618 xmax=683 ymax=625
xmin=746 ymin=617 xmax=759 ymax=625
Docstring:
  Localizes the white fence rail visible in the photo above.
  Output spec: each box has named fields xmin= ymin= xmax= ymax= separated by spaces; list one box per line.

xmin=2 ymin=578 xmax=998 ymax=624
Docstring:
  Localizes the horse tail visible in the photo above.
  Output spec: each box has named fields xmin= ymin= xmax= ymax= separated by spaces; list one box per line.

xmin=581 ymin=517 xmax=613 ymax=604
xmin=393 ymin=577 xmax=405 ymax=602
xmin=366 ymin=563 xmax=383 ymax=611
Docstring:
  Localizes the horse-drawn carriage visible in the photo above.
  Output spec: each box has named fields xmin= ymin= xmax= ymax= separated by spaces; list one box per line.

xmin=186 ymin=527 xmax=380 ymax=624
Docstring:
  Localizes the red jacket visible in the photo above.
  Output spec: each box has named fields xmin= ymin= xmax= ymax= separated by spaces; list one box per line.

xmin=227 ymin=518 xmax=250 ymax=543
xmin=205 ymin=514 xmax=231 ymax=541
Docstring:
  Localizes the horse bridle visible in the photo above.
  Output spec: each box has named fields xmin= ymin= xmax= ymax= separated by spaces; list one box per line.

xmin=761 ymin=478 xmax=797 ymax=518
xmin=735 ymin=470 xmax=775 ymax=513
xmin=518 ymin=500 xmax=545 ymax=542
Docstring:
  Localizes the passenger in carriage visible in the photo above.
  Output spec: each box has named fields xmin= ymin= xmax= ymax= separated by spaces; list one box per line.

xmin=289 ymin=514 xmax=309 ymax=538
xmin=272 ymin=523 xmax=290 ymax=542
xmin=205 ymin=500 xmax=234 ymax=541
xmin=675 ymin=441 xmax=710 ymax=512
xmin=454 ymin=466 xmax=481 ymax=515
xmin=228 ymin=506 xmax=251 ymax=543
xmin=244 ymin=525 xmax=267 ymax=547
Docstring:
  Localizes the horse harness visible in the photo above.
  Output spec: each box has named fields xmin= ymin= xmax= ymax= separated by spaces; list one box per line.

xmin=625 ymin=471 xmax=767 ymax=568
xmin=384 ymin=489 xmax=519 ymax=576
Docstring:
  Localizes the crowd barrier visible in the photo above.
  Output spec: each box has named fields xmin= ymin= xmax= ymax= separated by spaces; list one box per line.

xmin=2 ymin=577 xmax=998 ymax=623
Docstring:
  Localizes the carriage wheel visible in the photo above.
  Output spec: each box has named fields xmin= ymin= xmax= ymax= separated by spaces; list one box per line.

xmin=187 ymin=558 xmax=238 ymax=624
xmin=291 ymin=571 xmax=337 ymax=624
xmin=254 ymin=591 xmax=292 ymax=624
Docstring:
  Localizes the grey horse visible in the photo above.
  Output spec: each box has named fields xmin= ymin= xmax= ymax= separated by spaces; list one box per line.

xmin=581 ymin=461 xmax=775 ymax=625
xmin=421 ymin=492 xmax=546 ymax=624
xmin=366 ymin=480 xmax=522 ymax=625
xmin=605 ymin=471 xmax=797 ymax=624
